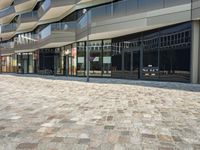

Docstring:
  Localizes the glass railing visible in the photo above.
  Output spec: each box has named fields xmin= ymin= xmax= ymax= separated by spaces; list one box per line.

xmin=39 ymin=22 xmax=76 ymax=40
xmin=51 ymin=22 xmax=76 ymax=31
xmin=1 ymin=21 xmax=77 ymax=49
xmin=0 ymin=33 xmax=39 ymax=49
xmin=18 ymin=11 xmax=38 ymax=24
xmin=0 ymin=5 xmax=15 ymax=18
xmin=15 ymin=34 xmax=39 ymax=45
xmin=1 ymin=0 xmax=192 ymax=50
xmin=41 ymin=0 xmax=51 ymax=12
xmin=78 ymin=13 xmax=89 ymax=29
xmin=90 ymin=0 xmax=191 ymax=23
xmin=0 ymin=41 xmax=15 ymax=49
xmin=1 ymin=23 xmax=17 ymax=33
xmin=38 ymin=25 xmax=51 ymax=40
xmin=20 ymin=11 xmax=38 ymax=20
xmin=14 ymin=0 xmax=28 ymax=5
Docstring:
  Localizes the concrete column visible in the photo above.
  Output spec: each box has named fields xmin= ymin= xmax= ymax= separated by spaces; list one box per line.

xmin=199 ymin=25 xmax=200 ymax=84
xmin=191 ymin=20 xmax=200 ymax=84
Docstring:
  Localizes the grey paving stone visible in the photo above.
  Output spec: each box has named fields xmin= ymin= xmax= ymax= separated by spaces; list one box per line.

xmin=0 ymin=74 xmax=200 ymax=149
xmin=16 ymin=143 xmax=38 ymax=149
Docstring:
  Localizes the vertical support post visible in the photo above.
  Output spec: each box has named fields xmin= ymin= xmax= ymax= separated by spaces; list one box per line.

xmin=139 ymin=41 xmax=143 ymax=80
xmin=191 ymin=20 xmax=200 ymax=84
xmin=0 ymin=53 xmax=1 ymax=74
xmin=85 ymin=10 xmax=90 ymax=82
xmin=121 ymin=43 xmax=124 ymax=77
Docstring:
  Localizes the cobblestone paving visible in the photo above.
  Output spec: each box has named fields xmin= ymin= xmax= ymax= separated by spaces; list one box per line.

xmin=0 ymin=74 xmax=200 ymax=150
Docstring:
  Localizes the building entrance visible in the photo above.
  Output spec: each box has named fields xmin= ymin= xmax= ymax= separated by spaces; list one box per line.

xmin=17 ymin=53 xmax=34 ymax=74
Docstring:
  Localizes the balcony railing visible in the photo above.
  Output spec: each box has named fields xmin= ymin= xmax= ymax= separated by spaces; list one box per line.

xmin=14 ymin=0 xmax=31 ymax=5
xmin=17 ymin=11 xmax=38 ymax=25
xmin=41 ymin=0 xmax=51 ymax=12
xmin=1 ymin=0 xmax=192 ymax=51
xmin=90 ymin=0 xmax=191 ymax=22
xmin=0 ymin=41 xmax=15 ymax=49
xmin=1 ymin=23 xmax=17 ymax=33
xmin=0 ymin=5 xmax=15 ymax=18
xmin=38 ymin=0 xmax=80 ymax=19
xmin=0 ymin=22 xmax=76 ymax=50
xmin=51 ymin=22 xmax=76 ymax=31
xmin=39 ymin=22 xmax=76 ymax=40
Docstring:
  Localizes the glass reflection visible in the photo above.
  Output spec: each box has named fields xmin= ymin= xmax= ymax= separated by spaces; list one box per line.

xmin=89 ymin=41 xmax=102 ymax=77
xmin=77 ymin=42 xmax=86 ymax=76
xmin=142 ymin=31 xmax=159 ymax=79
xmin=159 ymin=23 xmax=191 ymax=82
xmin=103 ymin=40 xmax=112 ymax=77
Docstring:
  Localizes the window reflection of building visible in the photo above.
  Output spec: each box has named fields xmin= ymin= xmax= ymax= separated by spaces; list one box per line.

xmin=142 ymin=31 xmax=159 ymax=79
xmin=1 ymin=56 xmax=11 ymax=73
xmin=77 ymin=42 xmax=86 ymax=76
xmin=112 ymin=22 xmax=191 ymax=82
xmin=103 ymin=40 xmax=112 ymax=77
xmin=17 ymin=53 xmax=35 ymax=74
xmin=64 ymin=44 xmax=77 ymax=76
xmin=112 ymin=42 xmax=122 ymax=78
xmin=159 ymin=23 xmax=191 ymax=82
xmin=89 ymin=40 xmax=102 ymax=76
xmin=38 ymin=49 xmax=55 ymax=75
xmin=1 ymin=55 xmax=17 ymax=73
xmin=112 ymin=36 xmax=140 ymax=79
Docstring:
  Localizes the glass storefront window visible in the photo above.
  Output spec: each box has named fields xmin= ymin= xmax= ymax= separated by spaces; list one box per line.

xmin=11 ymin=54 xmax=17 ymax=72
xmin=65 ymin=44 xmax=77 ymax=76
xmin=112 ymin=42 xmax=122 ymax=78
xmin=111 ymin=22 xmax=191 ymax=82
xmin=17 ymin=53 xmax=35 ymax=74
xmin=29 ymin=54 xmax=34 ymax=73
xmin=103 ymin=40 xmax=111 ymax=77
xmin=39 ymin=49 xmax=55 ymax=75
xmin=112 ymin=36 xmax=140 ymax=79
xmin=1 ymin=56 xmax=11 ymax=73
xmin=77 ymin=42 xmax=86 ymax=76
xmin=142 ymin=31 xmax=159 ymax=80
xmin=89 ymin=40 xmax=102 ymax=77
xmin=71 ymin=44 xmax=77 ymax=76
xmin=159 ymin=23 xmax=191 ymax=82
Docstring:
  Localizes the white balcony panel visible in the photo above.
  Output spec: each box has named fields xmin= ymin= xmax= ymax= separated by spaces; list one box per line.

xmin=17 ymin=22 xmax=37 ymax=32
xmin=0 ymin=32 xmax=15 ymax=41
xmin=14 ymin=0 xmax=37 ymax=12
xmin=0 ymin=0 xmax=13 ymax=10
xmin=39 ymin=5 xmax=74 ymax=21
xmin=0 ymin=6 xmax=15 ymax=24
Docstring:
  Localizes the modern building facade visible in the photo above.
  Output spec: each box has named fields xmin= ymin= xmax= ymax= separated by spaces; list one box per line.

xmin=0 ymin=0 xmax=200 ymax=83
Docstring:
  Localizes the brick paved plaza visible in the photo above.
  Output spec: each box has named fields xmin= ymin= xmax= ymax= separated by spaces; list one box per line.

xmin=0 ymin=74 xmax=200 ymax=150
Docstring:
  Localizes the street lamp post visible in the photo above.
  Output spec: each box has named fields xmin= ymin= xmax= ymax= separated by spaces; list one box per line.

xmin=83 ymin=9 xmax=90 ymax=82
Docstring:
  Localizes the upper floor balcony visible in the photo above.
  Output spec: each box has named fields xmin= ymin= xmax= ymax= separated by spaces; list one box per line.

xmin=0 ymin=23 xmax=17 ymax=41
xmin=0 ymin=21 xmax=76 ymax=52
xmin=0 ymin=5 xmax=15 ymax=24
xmin=17 ymin=11 xmax=38 ymax=31
xmin=38 ymin=0 xmax=80 ymax=21
xmin=77 ymin=0 xmax=191 ymax=41
xmin=14 ymin=0 xmax=38 ymax=13
xmin=1 ymin=23 xmax=17 ymax=33
xmin=0 ymin=0 xmax=13 ymax=10
xmin=36 ymin=21 xmax=76 ymax=48
xmin=0 ymin=0 xmax=194 ymax=54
